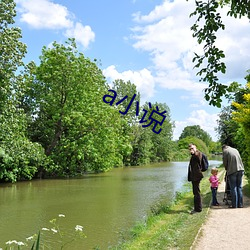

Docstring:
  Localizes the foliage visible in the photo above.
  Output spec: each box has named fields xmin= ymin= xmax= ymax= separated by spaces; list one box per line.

xmin=171 ymin=148 xmax=190 ymax=161
xmin=2 ymin=214 xmax=86 ymax=249
xmin=0 ymin=0 xmax=27 ymax=108
xmin=110 ymin=79 xmax=141 ymax=165
xmin=104 ymin=81 xmax=175 ymax=166
xmin=189 ymin=0 xmax=250 ymax=107
xmin=231 ymin=82 xmax=250 ymax=176
xmin=0 ymin=0 xmax=48 ymax=182
xmin=214 ymin=72 xmax=250 ymax=176
xmin=128 ymin=102 xmax=174 ymax=165
xmin=144 ymin=102 xmax=174 ymax=163
xmin=209 ymin=141 xmax=222 ymax=154
xmin=216 ymin=106 xmax=240 ymax=147
xmin=179 ymin=125 xmax=212 ymax=146
xmin=129 ymin=125 xmax=153 ymax=165
xmin=112 ymin=79 xmax=141 ymax=125
xmin=178 ymin=136 xmax=209 ymax=156
xmin=23 ymin=39 xmax=127 ymax=175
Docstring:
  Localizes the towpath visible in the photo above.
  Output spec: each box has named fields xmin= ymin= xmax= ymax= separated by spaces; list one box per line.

xmin=192 ymin=173 xmax=250 ymax=250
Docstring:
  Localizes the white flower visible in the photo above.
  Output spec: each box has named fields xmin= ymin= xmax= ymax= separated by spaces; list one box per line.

xmin=6 ymin=240 xmax=17 ymax=245
xmin=51 ymin=228 xmax=58 ymax=233
xmin=5 ymin=240 xmax=24 ymax=246
xmin=42 ymin=227 xmax=50 ymax=231
xmin=75 ymin=225 xmax=83 ymax=231
xmin=58 ymin=214 xmax=65 ymax=217
xmin=17 ymin=242 xmax=25 ymax=246
xmin=26 ymin=236 xmax=34 ymax=241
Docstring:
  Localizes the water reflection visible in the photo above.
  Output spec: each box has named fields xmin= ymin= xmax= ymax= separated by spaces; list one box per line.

xmin=0 ymin=160 xmax=221 ymax=249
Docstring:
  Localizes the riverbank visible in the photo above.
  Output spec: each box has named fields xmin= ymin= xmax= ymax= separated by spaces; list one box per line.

xmin=113 ymin=168 xmax=250 ymax=250
xmin=111 ymin=169 xmax=222 ymax=249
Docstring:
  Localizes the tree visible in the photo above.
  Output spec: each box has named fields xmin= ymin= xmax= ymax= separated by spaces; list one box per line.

xmin=104 ymin=81 xmax=175 ymax=165
xmin=230 ymin=80 xmax=250 ymax=176
xmin=148 ymin=102 xmax=174 ymax=162
xmin=24 ymin=39 xmax=127 ymax=175
xmin=112 ymin=79 xmax=141 ymax=126
xmin=209 ymin=140 xmax=222 ymax=155
xmin=0 ymin=0 xmax=27 ymax=109
xmin=178 ymin=136 xmax=209 ymax=156
xmin=129 ymin=125 xmax=153 ymax=165
xmin=138 ymin=102 xmax=174 ymax=163
xmin=190 ymin=0 xmax=250 ymax=107
xmin=110 ymin=79 xmax=140 ymax=165
xmin=179 ymin=125 xmax=212 ymax=146
xmin=214 ymin=72 xmax=250 ymax=175
xmin=216 ymin=72 xmax=250 ymax=148
xmin=0 ymin=0 xmax=47 ymax=182
xmin=216 ymin=106 xmax=240 ymax=147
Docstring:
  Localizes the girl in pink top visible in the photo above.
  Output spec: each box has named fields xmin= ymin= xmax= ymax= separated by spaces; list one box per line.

xmin=209 ymin=168 xmax=220 ymax=206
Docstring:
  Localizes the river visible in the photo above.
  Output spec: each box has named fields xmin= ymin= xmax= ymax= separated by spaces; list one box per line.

xmin=0 ymin=159 xmax=222 ymax=249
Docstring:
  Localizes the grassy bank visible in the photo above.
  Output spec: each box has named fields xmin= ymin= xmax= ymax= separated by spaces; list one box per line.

xmin=111 ymin=169 xmax=225 ymax=250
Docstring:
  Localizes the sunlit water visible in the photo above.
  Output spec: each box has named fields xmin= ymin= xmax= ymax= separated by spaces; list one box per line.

xmin=0 ymin=160 xmax=221 ymax=249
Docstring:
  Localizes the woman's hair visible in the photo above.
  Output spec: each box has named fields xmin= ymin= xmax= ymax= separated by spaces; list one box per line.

xmin=211 ymin=167 xmax=218 ymax=174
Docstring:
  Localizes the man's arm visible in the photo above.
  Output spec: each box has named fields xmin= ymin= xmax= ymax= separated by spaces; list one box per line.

xmin=222 ymin=152 xmax=228 ymax=171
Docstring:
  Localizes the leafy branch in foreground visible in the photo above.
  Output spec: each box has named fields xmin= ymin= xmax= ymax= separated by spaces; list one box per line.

xmin=189 ymin=0 xmax=250 ymax=107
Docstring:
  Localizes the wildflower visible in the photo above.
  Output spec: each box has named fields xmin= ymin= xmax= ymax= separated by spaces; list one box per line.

xmin=75 ymin=225 xmax=83 ymax=232
xmin=26 ymin=236 xmax=34 ymax=241
xmin=51 ymin=228 xmax=58 ymax=233
xmin=17 ymin=242 xmax=25 ymax=246
xmin=5 ymin=240 xmax=25 ymax=246
xmin=58 ymin=214 xmax=65 ymax=217
xmin=42 ymin=227 xmax=50 ymax=231
xmin=6 ymin=240 xmax=17 ymax=245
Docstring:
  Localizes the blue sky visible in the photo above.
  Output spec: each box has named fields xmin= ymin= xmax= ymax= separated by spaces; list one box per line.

xmin=14 ymin=0 xmax=250 ymax=141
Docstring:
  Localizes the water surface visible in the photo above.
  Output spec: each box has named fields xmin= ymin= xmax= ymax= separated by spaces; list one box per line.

xmin=0 ymin=160 xmax=221 ymax=249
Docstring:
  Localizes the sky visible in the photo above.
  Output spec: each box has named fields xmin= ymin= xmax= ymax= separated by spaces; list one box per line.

xmin=14 ymin=0 xmax=250 ymax=141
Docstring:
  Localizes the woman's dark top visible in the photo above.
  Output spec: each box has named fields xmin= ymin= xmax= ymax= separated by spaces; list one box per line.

xmin=188 ymin=150 xmax=204 ymax=182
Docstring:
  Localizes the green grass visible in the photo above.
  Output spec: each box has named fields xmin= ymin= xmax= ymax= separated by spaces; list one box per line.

xmin=111 ymin=170 xmax=225 ymax=250
xmin=243 ymin=177 xmax=250 ymax=197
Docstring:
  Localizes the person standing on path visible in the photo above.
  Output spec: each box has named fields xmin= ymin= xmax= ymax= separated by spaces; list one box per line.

xmin=188 ymin=143 xmax=204 ymax=214
xmin=209 ymin=168 xmax=220 ymax=206
xmin=222 ymin=144 xmax=244 ymax=208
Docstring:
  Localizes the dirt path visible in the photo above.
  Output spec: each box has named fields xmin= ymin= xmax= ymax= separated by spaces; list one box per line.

xmin=192 ymin=173 xmax=250 ymax=250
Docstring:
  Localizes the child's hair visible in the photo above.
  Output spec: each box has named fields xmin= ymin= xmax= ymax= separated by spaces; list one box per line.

xmin=211 ymin=167 xmax=218 ymax=175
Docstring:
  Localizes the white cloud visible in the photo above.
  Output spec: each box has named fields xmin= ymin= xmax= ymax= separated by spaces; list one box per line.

xmin=173 ymin=110 xmax=219 ymax=141
xmin=132 ymin=1 xmax=175 ymax=23
xmin=128 ymin=1 xmax=211 ymax=108
xmin=103 ymin=65 xmax=155 ymax=102
xmin=16 ymin=0 xmax=73 ymax=29
xmin=16 ymin=0 xmax=95 ymax=48
xmin=65 ymin=22 xmax=95 ymax=48
xmin=214 ymin=7 xmax=250 ymax=81
xmin=127 ymin=0 xmax=249 ymax=141
xmin=130 ymin=0 xmax=250 ymax=94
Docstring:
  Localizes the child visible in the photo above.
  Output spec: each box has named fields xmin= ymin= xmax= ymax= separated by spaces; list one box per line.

xmin=209 ymin=168 xmax=220 ymax=206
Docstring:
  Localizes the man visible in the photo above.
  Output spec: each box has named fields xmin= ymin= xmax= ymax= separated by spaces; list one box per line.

xmin=188 ymin=143 xmax=204 ymax=214
xmin=222 ymin=144 xmax=244 ymax=208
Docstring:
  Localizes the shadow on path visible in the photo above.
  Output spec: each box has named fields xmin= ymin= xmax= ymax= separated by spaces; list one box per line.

xmin=192 ymin=172 xmax=250 ymax=250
